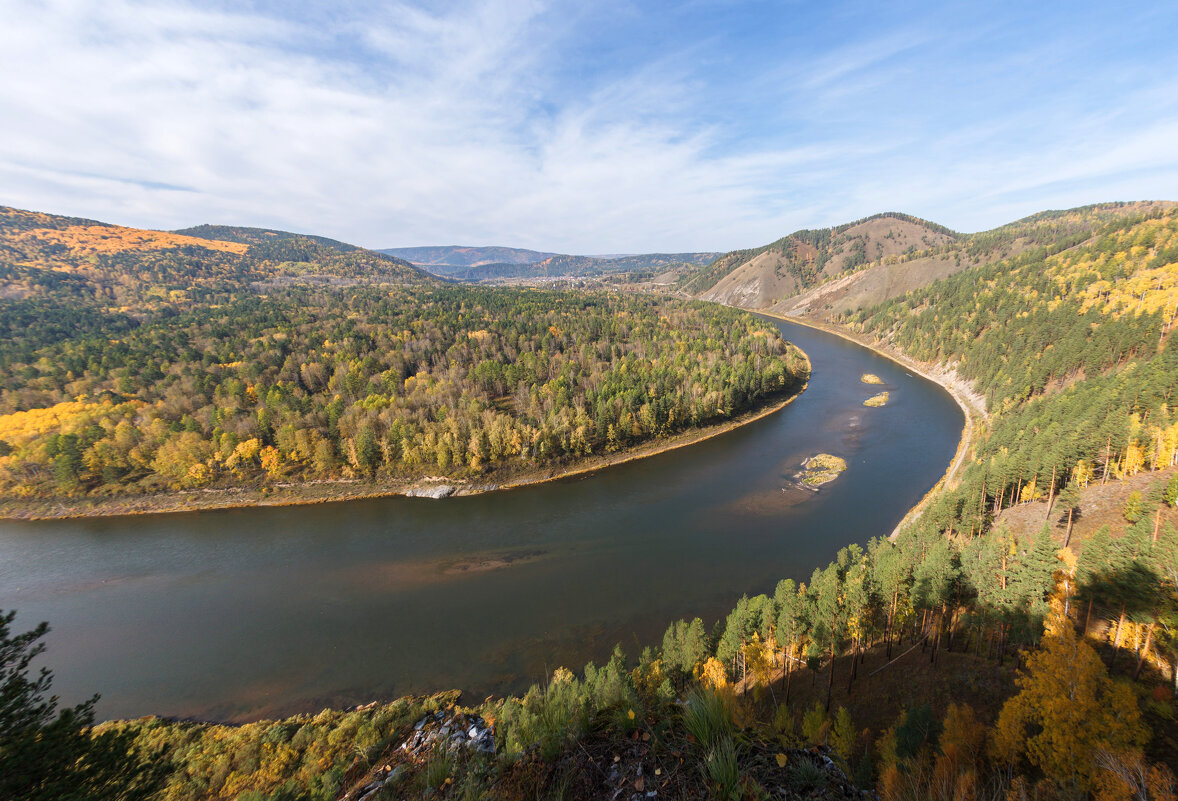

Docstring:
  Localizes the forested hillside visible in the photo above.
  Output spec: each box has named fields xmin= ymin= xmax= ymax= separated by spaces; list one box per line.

xmin=378 ymin=245 xmax=559 ymax=268
xmin=0 ymin=207 xmax=805 ymax=511
xmin=682 ymin=212 xmax=957 ymax=306
xmin=847 ymin=206 xmax=1178 ymax=539
xmin=687 ymin=202 xmax=1174 ymax=319
xmin=0 ymin=207 xmax=430 ymax=305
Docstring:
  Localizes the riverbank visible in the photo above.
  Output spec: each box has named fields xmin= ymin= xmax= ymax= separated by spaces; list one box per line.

xmin=750 ymin=310 xmax=986 ymax=539
xmin=0 ymin=353 xmax=810 ymax=521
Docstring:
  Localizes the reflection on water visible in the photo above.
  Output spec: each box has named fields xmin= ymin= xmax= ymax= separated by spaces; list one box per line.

xmin=336 ymin=549 xmax=552 ymax=592
xmin=0 ymin=321 xmax=963 ymax=722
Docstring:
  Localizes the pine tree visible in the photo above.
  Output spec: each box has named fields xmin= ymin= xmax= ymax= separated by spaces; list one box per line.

xmin=0 ymin=610 xmax=167 ymax=801
xmin=1124 ymin=490 xmax=1145 ymax=523
xmin=1056 ymin=481 xmax=1082 ymax=547
xmin=1009 ymin=526 xmax=1059 ymax=635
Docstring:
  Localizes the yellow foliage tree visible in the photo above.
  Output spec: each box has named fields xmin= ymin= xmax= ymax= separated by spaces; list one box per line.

xmin=259 ymin=446 xmax=282 ymax=479
xmin=991 ymin=609 xmax=1148 ymax=793
xmin=741 ymin=632 xmax=776 ymax=702
xmin=1094 ymin=750 xmax=1177 ymax=801
xmin=697 ymin=657 xmax=729 ymax=694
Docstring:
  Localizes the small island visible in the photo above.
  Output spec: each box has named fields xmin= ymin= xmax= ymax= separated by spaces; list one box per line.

xmin=860 ymin=372 xmax=884 ymax=384
xmin=863 ymin=391 xmax=889 ymax=407
xmin=800 ymin=453 xmax=847 ymax=487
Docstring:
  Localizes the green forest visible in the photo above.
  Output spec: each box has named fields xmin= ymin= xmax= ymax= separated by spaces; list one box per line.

xmin=0 ymin=209 xmax=805 ymax=506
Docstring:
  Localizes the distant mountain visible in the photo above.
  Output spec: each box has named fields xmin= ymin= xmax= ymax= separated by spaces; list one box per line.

xmin=684 ymin=203 xmax=1176 ymax=318
xmin=420 ymin=252 xmax=722 ymax=282
xmin=378 ymin=245 xmax=559 ymax=267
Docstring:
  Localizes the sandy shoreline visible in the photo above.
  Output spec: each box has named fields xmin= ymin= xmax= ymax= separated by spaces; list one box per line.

xmin=0 ymin=353 xmax=810 ymax=521
xmin=750 ymin=310 xmax=985 ymax=539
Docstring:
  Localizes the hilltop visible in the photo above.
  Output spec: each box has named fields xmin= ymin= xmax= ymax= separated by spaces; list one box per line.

xmin=683 ymin=212 xmax=955 ymax=307
xmin=684 ymin=202 xmax=1176 ymax=319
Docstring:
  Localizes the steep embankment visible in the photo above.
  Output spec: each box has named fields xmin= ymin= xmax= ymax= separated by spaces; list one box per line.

xmin=847 ymin=203 xmax=1178 ymax=543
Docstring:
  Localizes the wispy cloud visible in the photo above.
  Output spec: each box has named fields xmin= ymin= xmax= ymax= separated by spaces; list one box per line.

xmin=0 ymin=0 xmax=1176 ymax=251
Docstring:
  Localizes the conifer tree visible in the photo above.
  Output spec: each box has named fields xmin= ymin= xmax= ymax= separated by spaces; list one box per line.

xmin=1009 ymin=526 xmax=1059 ymax=635
xmin=0 ymin=611 xmax=167 ymax=801
xmin=1056 ymin=481 xmax=1081 ymax=547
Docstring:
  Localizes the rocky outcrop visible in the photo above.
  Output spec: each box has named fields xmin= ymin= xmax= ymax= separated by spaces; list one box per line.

xmin=339 ymin=709 xmax=496 ymax=801
xmin=405 ymin=484 xmax=456 ymax=499
xmin=400 ymin=709 xmax=496 ymax=757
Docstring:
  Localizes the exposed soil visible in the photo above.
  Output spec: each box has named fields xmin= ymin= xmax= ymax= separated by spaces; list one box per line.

xmin=994 ymin=466 xmax=1178 ymax=552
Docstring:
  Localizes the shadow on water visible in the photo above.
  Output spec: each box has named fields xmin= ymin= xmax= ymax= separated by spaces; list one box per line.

xmin=0 ymin=320 xmax=963 ymax=722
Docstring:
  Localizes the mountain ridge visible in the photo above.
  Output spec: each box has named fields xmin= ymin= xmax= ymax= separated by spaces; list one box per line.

xmin=426 ymin=251 xmax=723 ymax=282
xmin=684 ymin=202 xmax=1177 ymax=319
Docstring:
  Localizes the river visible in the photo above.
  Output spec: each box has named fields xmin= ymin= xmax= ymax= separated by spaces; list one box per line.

xmin=0 ymin=319 xmax=962 ymax=722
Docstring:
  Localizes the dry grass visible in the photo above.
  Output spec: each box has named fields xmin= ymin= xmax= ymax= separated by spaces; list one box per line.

xmin=802 ymin=453 xmax=847 ymax=486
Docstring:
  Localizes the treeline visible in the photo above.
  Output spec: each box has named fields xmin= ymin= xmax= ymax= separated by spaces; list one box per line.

xmin=0 ymin=286 xmax=805 ymax=499
xmin=846 ymin=208 xmax=1178 ymax=542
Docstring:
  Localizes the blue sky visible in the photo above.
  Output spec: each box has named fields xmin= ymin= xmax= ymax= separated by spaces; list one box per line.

xmin=2 ymin=0 xmax=1176 ymax=252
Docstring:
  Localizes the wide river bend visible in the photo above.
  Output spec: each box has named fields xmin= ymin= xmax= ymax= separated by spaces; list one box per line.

xmin=0 ymin=319 xmax=962 ymax=722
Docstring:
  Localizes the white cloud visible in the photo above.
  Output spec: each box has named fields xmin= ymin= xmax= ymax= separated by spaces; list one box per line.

xmin=0 ymin=0 xmax=1175 ymax=252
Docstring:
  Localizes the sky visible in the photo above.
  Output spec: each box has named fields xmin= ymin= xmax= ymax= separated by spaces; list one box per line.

xmin=2 ymin=0 xmax=1177 ymax=253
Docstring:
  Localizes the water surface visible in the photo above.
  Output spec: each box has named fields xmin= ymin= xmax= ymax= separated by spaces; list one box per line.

xmin=0 ymin=320 xmax=961 ymax=721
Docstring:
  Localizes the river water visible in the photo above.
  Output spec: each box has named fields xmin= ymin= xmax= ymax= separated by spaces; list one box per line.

xmin=0 ymin=320 xmax=961 ymax=722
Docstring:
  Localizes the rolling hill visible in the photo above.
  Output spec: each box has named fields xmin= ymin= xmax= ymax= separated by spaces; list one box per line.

xmin=379 ymin=242 xmax=720 ymax=282
xmin=683 ymin=212 xmax=955 ymax=308
xmin=0 ymin=207 xmax=432 ymax=306
xmin=684 ymin=202 xmax=1176 ymax=319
